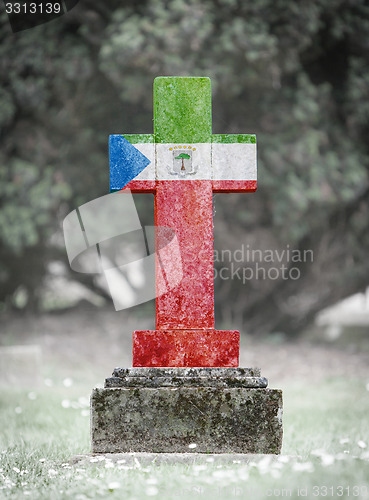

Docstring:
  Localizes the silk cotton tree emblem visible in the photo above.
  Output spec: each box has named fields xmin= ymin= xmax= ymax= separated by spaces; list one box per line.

xmin=170 ymin=146 xmax=197 ymax=176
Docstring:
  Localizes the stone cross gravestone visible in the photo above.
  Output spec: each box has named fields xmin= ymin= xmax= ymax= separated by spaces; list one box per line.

xmin=110 ymin=76 xmax=256 ymax=367
xmin=91 ymin=77 xmax=283 ymax=454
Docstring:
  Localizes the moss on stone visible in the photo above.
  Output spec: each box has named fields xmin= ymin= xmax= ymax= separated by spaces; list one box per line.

xmin=91 ymin=387 xmax=283 ymax=454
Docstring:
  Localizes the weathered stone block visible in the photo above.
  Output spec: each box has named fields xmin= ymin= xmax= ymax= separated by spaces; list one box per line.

xmin=91 ymin=368 xmax=283 ymax=454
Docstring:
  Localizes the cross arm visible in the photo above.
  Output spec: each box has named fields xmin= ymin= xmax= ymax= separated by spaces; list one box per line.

xmin=212 ymin=134 xmax=257 ymax=193
xmin=109 ymin=134 xmax=156 ymax=193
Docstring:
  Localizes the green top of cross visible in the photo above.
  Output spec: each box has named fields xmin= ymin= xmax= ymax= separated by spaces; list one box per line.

xmin=153 ymin=77 xmax=212 ymax=144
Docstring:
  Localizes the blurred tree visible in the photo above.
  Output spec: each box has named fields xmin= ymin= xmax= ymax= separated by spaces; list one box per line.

xmin=0 ymin=0 xmax=368 ymax=334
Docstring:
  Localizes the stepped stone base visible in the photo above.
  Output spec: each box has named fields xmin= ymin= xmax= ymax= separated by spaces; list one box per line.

xmin=91 ymin=368 xmax=283 ymax=454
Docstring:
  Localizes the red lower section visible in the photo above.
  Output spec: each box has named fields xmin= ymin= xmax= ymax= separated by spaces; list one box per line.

xmin=133 ymin=330 xmax=239 ymax=367
xmin=155 ymin=181 xmax=215 ymax=329
xmin=213 ymin=180 xmax=257 ymax=193
xmin=120 ymin=179 xmax=253 ymax=367
xmin=123 ymin=179 xmax=257 ymax=193
xmin=124 ymin=180 xmax=156 ymax=193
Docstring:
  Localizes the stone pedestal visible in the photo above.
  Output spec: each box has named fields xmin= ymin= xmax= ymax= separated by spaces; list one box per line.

xmin=91 ymin=368 xmax=283 ymax=454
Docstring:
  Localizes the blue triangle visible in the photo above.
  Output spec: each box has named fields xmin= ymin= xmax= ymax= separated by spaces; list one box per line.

xmin=109 ymin=135 xmax=151 ymax=192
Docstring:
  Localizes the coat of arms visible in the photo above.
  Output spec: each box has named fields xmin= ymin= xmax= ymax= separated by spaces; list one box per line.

xmin=168 ymin=146 xmax=198 ymax=176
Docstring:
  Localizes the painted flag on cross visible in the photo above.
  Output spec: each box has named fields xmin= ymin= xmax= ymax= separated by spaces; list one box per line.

xmin=109 ymin=132 xmax=256 ymax=191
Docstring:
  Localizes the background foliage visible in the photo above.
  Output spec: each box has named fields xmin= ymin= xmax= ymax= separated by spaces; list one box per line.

xmin=1 ymin=0 xmax=369 ymax=334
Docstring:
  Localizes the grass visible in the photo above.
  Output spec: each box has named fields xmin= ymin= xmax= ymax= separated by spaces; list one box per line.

xmin=0 ymin=377 xmax=369 ymax=499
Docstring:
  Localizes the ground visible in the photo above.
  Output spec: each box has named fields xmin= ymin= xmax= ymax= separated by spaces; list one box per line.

xmin=1 ymin=304 xmax=369 ymax=499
